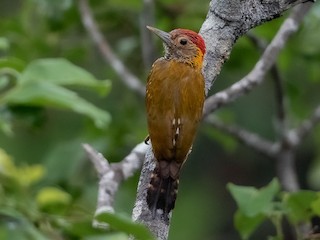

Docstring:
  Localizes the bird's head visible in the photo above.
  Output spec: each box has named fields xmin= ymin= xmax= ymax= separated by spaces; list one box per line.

xmin=147 ymin=26 xmax=206 ymax=67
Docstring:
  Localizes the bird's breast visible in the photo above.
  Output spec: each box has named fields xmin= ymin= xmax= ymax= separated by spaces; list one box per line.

xmin=146 ymin=59 xmax=205 ymax=163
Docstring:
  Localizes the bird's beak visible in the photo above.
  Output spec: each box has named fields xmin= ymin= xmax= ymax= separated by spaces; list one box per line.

xmin=147 ymin=26 xmax=171 ymax=45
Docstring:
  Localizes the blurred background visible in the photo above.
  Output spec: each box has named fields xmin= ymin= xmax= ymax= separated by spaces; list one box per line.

xmin=1 ymin=0 xmax=320 ymax=239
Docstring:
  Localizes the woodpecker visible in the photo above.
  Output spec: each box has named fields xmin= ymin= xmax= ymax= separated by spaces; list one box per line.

xmin=145 ymin=26 xmax=205 ymax=217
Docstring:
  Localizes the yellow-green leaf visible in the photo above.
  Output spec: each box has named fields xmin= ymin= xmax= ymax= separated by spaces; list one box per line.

xmin=0 ymin=148 xmax=16 ymax=177
xmin=15 ymin=164 xmax=45 ymax=187
xmin=36 ymin=187 xmax=71 ymax=207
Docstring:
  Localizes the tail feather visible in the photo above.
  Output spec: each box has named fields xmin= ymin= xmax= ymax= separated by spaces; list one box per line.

xmin=147 ymin=164 xmax=179 ymax=217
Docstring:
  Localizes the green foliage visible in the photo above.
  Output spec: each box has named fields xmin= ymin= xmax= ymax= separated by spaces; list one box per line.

xmin=36 ymin=187 xmax=72 ymax=208
xmin=0 ymin=148 xmax=150 ymax=239
xmin=228 ymin=179 xmax=320 ymax=240
xmin=228 ymin=179 xmax=280 ymax=217
xmin=284 ymin=191 xmax=317 ymax=224
xmin=0 ymin=208 xmax=49 ymax=240
xmin=95 ymin=212 xmax=154 ymax=240
xmin=0 ymin=148 xmax=45 ymax=187
xmin=228 ymin=179 xmax=281 ymax=239
xmin=0 ymin=0 xmax=320 ymax=239
xmin=0 ymin=58 xmax=111 ymax=130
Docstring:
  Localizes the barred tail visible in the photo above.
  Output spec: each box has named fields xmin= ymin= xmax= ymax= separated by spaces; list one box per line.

xmin=147 ymin=161 xmax=180 ymax=217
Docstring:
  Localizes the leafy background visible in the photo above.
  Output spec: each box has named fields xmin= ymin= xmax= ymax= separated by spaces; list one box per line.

xmin=1 ymin=0 xmax=320 ymax=239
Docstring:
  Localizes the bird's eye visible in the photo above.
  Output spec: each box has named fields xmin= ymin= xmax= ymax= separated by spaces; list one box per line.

xmin=179 ymin=39 xmax=188 ymax=45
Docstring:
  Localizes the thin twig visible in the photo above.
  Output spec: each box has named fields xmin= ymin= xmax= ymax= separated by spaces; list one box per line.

xmin=78 ymin=0 xmax=145 ymax=96
xmin=82 ymin=143 xmax=110 ymax=176
xmin=247 ymin=28 xmax=299 ymax=195
xmin=271 ymin=66 xmax=287 ymax=132
xmin=247 ymin=32 xmax=289 ymax=135
xmin=246 ymin=32 xmax=268 ymax=52
xmin=139 ymin=0 xmax=156 ymax=70
xmin=206 ymin=116 xmax=279 ymax=158
xmin=287 ymin=105 xmax=320 ymax=148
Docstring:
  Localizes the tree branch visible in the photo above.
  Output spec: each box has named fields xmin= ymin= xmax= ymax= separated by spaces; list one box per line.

xmin=202 ymin=3 xmax=312 ymax=196
xmin=271 ymin=66 xmax=288 ymax=132
xmin=199 ymin=0 xmax=310 ymax=94
xmin=202 ymin=2 xmax=313 ymax=117
xmin=205 ymin=116 xmax=279 ymax=158
xmin=246 ymin=32 xmax=288 ymax=136
xmin=78 ymin=0 xmax=145 ymax=96
xmin=246 ymin=32 xmax=268 ymax=52
xmin=276 ymin=146 xmax=300 ymax=192
xmin=286 ymin=105 xmax=320 ymax=148
xmin=139 ymin=0 xmax=156 ymax=70
xmin=82 ymin=142 xmax=147 ymax=228
xmin=132 ymin=146 xmax=170 ymax=240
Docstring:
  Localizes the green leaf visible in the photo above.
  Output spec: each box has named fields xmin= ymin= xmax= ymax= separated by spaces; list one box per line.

xmin=0 ymin=148 xmax=16 ymax=176
xmin=14 ymin=164 xmax=45 ymax=187
xmin=0 ymin=57 xmax=25 ymax=72
xmin=84 ymin=233 xmax=128 ymax=240
xmin=20 ymin=58 xmax=111 ymax=96
xmin=0 ymin=105 xmax=13 ymax=136
xmin=1 ymin=80 xmax=110 ymax=129
xmin=227 ymin=178 xmax=280 ymax=217
xmin=268 ymin=237 xmax=282 ymax=240
xmin=0 ymin=58 xmax=111 ymax=128
xmin=63 ymin=218 xmax=106 ymax=238
xmin=0 ymin=75 xmax=10 ymax=90
xmin=0 ymin=208 xmax=49 ymax=240
xmin=0 ymin=38 xmax=10 ymax=51
xmin=0 ymin=149 xmax=45 ymax=187
xmin=0 ymin=115 xmax=12 ymax=136
xmin=234 ymin=210 xmax=266 ymax=240
xmin=284 ymin=190 xmax=317 ymax=223
xmin=311 ymin=193 xmax=320 ymax=216
xmin=95 ymin=212 xmax=154 ymax=240
xmin=36 ymin=187 xmax=72 ymax=207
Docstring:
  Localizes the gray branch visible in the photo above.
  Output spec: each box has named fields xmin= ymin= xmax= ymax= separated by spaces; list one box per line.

xmin=246 ymin=32 xmax=288 ymax=133
xmin=82 ymin=142 xmax=147 ymax=228
xmin=206 ymin=116 xmax=279 ymax=158
xmin=132 ymin=146 xmax=171 ymax=240
xmin=286 ymin=105 xmax=320 ymax=148
xmin=202 ymin=2 xmax=313 ymax=117
xmin=200 ymin=0 xmax=311 ymax=93
xmin=78 ymin=0 xmax=145 ymax=96
xmin=246 ymin=32 xmax=296 ymax=198
xmin=140 ymin=0 xmax=156 ymax=70
xmin=202 ymin=3 xmax=312 ymax=196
